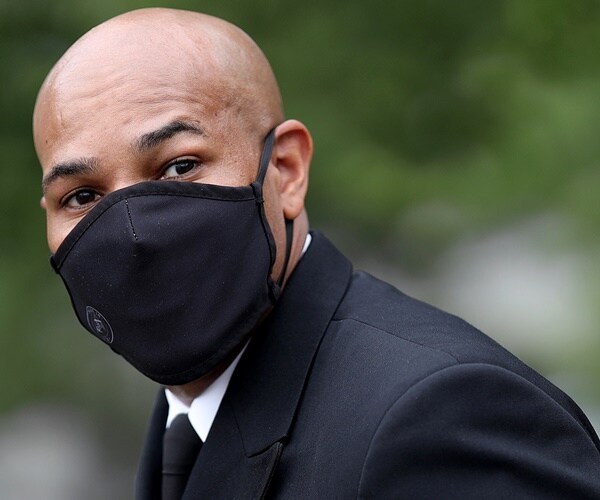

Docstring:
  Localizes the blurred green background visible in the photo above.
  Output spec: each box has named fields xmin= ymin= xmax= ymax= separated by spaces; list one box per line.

xmin=1 ymin=0 xmax=599 ymax=498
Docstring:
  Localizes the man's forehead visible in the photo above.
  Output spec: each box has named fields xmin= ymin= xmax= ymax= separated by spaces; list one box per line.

xmin=37 ymin=106 xmax=213 ymax=169
xmin=50 ymin=41 xmax=210 ymax=101
xmin=40 ymin=11 xmax=230 ymax=109
xmin=35 ymin=47 xmax=225 ymax=159
xmin=34 ymin=71 xmax=220 ymax=174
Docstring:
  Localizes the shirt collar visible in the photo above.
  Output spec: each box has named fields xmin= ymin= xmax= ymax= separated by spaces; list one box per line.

xmin=164 ymin=344 xmax=247 ymax=441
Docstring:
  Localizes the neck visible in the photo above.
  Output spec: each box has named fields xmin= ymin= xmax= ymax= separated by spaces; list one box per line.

xmin=280 ymin=211 xmax=309 ymax=287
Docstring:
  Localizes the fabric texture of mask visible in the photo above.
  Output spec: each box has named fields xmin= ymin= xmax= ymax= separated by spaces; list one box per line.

xmin=50 ymin=129 xmax=286 ymax=385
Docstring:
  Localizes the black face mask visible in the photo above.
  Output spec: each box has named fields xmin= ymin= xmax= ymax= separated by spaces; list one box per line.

xmin=50 ymin=129 xmax=292 ymax=385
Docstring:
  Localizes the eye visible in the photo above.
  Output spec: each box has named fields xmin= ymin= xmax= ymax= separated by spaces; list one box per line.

xmin=161 ymin=159 xmax=200 ymax=180
xmin=63 ymin=189 xmax=100 ymax=209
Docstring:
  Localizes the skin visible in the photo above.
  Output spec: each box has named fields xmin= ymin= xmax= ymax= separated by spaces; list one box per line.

xmin=33 ymin=8 xmax=313 ymax=404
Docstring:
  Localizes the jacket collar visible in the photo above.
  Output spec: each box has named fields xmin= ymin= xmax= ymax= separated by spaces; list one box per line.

xmin=226 ymin=230 xmax=352 ymax=455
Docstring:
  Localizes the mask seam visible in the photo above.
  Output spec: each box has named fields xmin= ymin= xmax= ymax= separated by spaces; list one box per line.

xmin=124 ymin=200 xmax=138 ymax=241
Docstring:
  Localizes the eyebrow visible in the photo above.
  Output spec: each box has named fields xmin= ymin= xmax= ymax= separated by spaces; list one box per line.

xmin=41 ymin=120 xmax=207 ymax=194
xmin=134 ymin=120 xmax=206 ymax=152
xmin=42 ymin=157 xmax=99 ymax=194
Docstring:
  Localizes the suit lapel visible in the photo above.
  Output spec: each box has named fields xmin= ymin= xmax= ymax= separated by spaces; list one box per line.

xmin=228 ymin=231 xmax=353 ymax=456
xmin=183 ymin=397 xmax=284 ymax=499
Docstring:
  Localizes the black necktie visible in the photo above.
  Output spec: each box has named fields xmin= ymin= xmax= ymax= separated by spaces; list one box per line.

xmin=162 ymin=413 xmax=203 ymax=500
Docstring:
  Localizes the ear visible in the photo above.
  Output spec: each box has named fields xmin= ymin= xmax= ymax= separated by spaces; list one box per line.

xmin=272 ymin=119 xmax=313 ymax=220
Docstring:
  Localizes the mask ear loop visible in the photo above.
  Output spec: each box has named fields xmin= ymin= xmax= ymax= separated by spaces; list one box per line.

xmin=252 ymin=128 xmax=295 ymax=296
xmin=254 ymin=128 xmax=276 ymax=186
xmin=252 ymin=127 xmax=294 ymax=300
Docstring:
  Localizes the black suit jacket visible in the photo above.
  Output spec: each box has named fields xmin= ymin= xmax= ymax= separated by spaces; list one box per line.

xmin=136 ymin=231 xmax=600 ymax=499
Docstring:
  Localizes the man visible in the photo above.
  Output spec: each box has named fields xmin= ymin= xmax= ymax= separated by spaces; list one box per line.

xmin=33 ymin=8 xmax=600 ymax=499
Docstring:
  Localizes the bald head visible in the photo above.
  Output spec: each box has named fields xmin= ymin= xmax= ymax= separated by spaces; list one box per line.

xmin=34 ymin=8 xmax=283 ymax=161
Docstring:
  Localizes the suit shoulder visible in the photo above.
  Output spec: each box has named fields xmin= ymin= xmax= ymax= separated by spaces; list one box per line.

xmin=328 ymin=270 xmax=593 ymax=428
xmin=357 ymin=362 xmax=600 ymax=498
xmin=332 ymin=270 xmax=503 ymax=364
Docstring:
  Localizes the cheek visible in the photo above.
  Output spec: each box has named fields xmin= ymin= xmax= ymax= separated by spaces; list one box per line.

xmin=262 ymin=168 xmax=283 ymax=228
xmin=46 ymin=216 xmax=73 ymax=255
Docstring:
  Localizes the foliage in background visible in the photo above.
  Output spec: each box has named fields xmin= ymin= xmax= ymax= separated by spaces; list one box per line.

xmin=1 ymin=0 xmax=599 ymax=494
